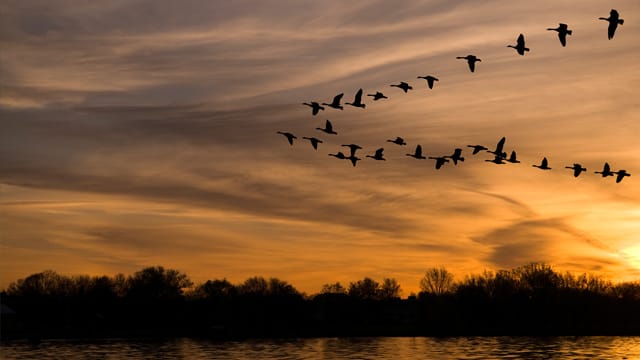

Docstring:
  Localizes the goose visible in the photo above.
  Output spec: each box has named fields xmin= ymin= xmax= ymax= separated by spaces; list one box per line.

xmin=329 ymin=151 xmax=346 ymax=159
xmin=321 ymin=93 xmax=344 ymax=110
xmin=506 ymin=151 xmax=521 ymax=164
xmin=547 ymin=23 xmax=572 ymax=47
xmin=302 ymin=136 xmax=323 ymax=150
xmin=277 ymin=131 xmax=297 ymax=145
xmin=390 ymin=82 xmax=413 ymax=93
xmin=445 ymin=148 xmax=465 ymax=165
xmin=533 ymin=157 xmax=552 ymax=170
xmin=316 ymin=120 xmax=337 ymax=135
xmin=486 ymin=137 xmax=507 ymax=158
xmin=346 ymin=155 xmax=361 ymax=167
xmin=485 ymin=155 xmax=506 ymax=165
xmin=345 ymin=88 xmax=366 ymax=109
xmin=565 ymin=163 xmax=586 ymax=177
xmin=599 ymin=9 xmax=624 ymax=40
xmin=302 ymin=101 xmax=324 ymax=115
xmin=507 ymin=34 xmax=530 ymax=55
xmin=595 ymin=163 xmax=615 ymax=177
xmin=367 ymin=91 xmax=388 ymax=101
xmin=366 ymin=148 xmax=386 ymax=161
xmin=614 ymin=170 xmax=631 ymax=183
xmin=456 ymin=55 xmax=481 ymax=73
xmin=341 ymin=144 xmax=362 ymax=157
xmin=467 ymin=144 xmax=488 ymax=155
xmin=387 ymin=137 xmax=407 ymax=146
xmin=429 ymin=156 xmax=450 ymax=170
xmin=407 ymin=145 xmax=426 ymax=159
xmin=417 ymin=75 xmax=439 ymax=89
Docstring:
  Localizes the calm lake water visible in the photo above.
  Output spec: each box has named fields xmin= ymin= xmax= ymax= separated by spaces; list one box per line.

xmin=2 ymin=337 xmax=639 ymax=359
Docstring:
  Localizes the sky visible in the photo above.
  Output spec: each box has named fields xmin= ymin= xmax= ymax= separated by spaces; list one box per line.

xmin=1 ymin=0 xmax=639 ymax=295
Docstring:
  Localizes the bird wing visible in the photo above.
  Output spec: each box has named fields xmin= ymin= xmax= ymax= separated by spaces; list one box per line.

xmin=354 ymin=89 xmax=363 ymax=103
xmin=541 ymin=158 xmax=548 ymax=167
xmin=332 ymin=93 xmax=344 ymax=106
xmin=415 ymin=145 xmax=422 ymax=156
xmin=604 ymin=163 xmax=610 ymax=173
xmin=325 ymin=120 xmax=333 ymax=131
xmin=517 ymin=34 xmax=525 ymax=47
xmin=469 ymin=60 xmax=475 ymax=72
xmin=495 ymin=137 xmax=506 ymax=153
xmin=608 ymin=22 xmax=616 ymax=39
xmin=559 ymin=32 xmax=567 ymax=46
xmin=375 ymin=148 xmax=384 ymax=157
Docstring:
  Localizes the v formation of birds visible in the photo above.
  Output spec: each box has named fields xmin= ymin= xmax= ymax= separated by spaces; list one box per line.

xmin=281 ymin=9 xmax=631 ymax=184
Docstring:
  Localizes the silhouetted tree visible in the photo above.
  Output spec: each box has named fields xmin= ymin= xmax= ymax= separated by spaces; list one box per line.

xmin=379 ymin=278 xmax=402 ymax=299
xmin=191 ymin=278 xmax=236 ymax=299
xmin=126 ymin=266 xmax=192 ymax=300
xmin=349 ymin=277 xmax=380 ymax=300
xmin=320 ymin=282 xmax=347 ymax=294
xmin=238 ymin=276 xmax=269 ymax=296
xmin=420 ymin=267 xmax=454 ymax=295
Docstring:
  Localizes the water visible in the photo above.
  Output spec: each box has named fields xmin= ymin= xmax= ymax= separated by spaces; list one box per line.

xmin=2 ymin=337 xmax=639 ymax=359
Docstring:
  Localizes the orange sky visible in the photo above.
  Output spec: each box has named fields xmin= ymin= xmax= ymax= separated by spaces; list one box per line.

xmin=1 ymin=1 xmax=639 ymax=295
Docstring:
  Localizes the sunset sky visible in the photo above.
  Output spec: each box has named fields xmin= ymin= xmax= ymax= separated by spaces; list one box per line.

xmin=1 ymin=1 xmax=639 ymax=295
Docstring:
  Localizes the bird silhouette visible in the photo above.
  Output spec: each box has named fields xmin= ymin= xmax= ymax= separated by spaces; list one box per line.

xmin=277 ymin=131 xmax=297 ymax=145
xmin=445 ymin=148 xmax=465 ymax=165
xmin=390 ymin=82 xmax=413 ymax=93
xmin=614 ymin=170 xmax=631 ymax=183
xmin=341 ymin=144 xmax=362 ymax=157
xmin=508 ymin=34 xmax=530 ymax=55
xmin=429 ymin=156 xmax=450 ymax=170
xmin=506 ymin=151 xmax=521 ymax=164
xmin=345 ymin=88 xmax=366 ymax=109
xmin=485 ymin=155 xmax=506 ymax=165
xmin=467 ymin=144 xmax=488 ymax=155
xmin=547 ymin=23 xmax=572 ymax=47
xmin=456 ymin=55 xmax=481 ymax=72
xmin=302 ymin=102 xmax=324 ymax=115
xmin=387 ymin=137 xmax=407 ymax=146
xmin=487 ymin=137 xmax=507 ymax=158
xmin=302 ymin=136 xmax=323 ymax=150
xmin=346 ymin=155 xmax=361 ymax=167
xmin=599 ymin=9 xmax=624 ymax=40
xmin=366 ymin=148 xmax=386 ymax=161
xmin=565 ymin=163 xmax=587 ymax=177
xmin=316 ymin=120 xmax=337 ymax=135
xmin=595 ymin=162 xmax=615 ymax=177
xmin=322 ymin=93 xmax=344 ymax=110
xmin=417 ymin=75 xmax=439 ymax=89
xmin=533 ymin=157 xmax=552 ymax=170
xmin=367 ymin=92 xmax=388 ymax=101
xmin=329 ymin=151 xmax=346 ymax=160
xmin=407 ymin=145 xmax=426 ymax=159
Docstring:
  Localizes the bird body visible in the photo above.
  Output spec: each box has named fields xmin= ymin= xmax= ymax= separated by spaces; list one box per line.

xmin=485 ymin=156 xmax=506 ymax=165
xmin=329 ymin=151 xmax=346 ymax=159
xmin=533 ymin=157 xmax=552 ymax=170
xmin=467 ymin=144 xmax=488 ymax=155
xmin=387 ymin=137 xmax=407 ymax=146
xmin=366 ymin=148 xmax=386 ymax=161
xmin=367 ymin=92 xmax=388 ymax=101
xmin=316 ymin=120 xmax=337 ymax=135
xmin=322 ymin=93 xmax=344 ymax=110
xmin=508 ymin=34 xmax=530 ymax=55
xmin=599 ymin=9 xmax=624 ymax=39
xmin=615 ymin=170 xmax=631 ymax=183
xmin=390 ymin=82 xmax=413 ymax=93
xmin=417 ymin=75 xmax=439 ymax=89
xmin=345 ymin=88 xmax=366 ymax=108
xmin=429 ymin=156 xmax=450 ymax=170
xmin=595 ymin=163 xmax=615 ymax=177
xmin=565 ymin=163 xmax=586 ymax=177
xmin=302 ymin=102 xmax=324 ymax=115
xmin=457 ymin=55 xmax=481 ymax=72
xmin=506 ymin=151 xmax=521 ymax=164
xmin=277 ymin=131 xmax=297 ymax=145
xmin=487 ymin=137 xmax=507 ymax=158
xmin=347 ymin=155 xmax=361 ymax=167
xmin=445 ymin=148 xmax=465 ymax=165
xmin=302 ymin=136 xmax=323 ymax=150
xmin=547 ymin=23 xmax=572 ymax=47
xmin=341 ymin=144 xmax=362 ymax=157
xmin=407 ymin=145 xmax=426 ymax=159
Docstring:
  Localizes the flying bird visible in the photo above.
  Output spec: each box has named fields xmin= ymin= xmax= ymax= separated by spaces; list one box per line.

xmin=487 ymin=137 xmax=507 ymax=158
xmin=346 ymin=155 xmax=361 ymax=167
xmin=533 ymin=157 xmax=552 ymax=170
xmin=407 ymin=145 xmax=426 ymax=159
xmin=322 ymin=93 xmax=344 ymax=110
xmin=329 ymin=151 xmax=347 ymax=159
xmin=467 ymin=144 xmax=488 ymax=155
xmin=507 ymin=34 xmax=530 ymax=55
xmin=485 ymin=155 xmax=506 ymax=165
xmin=367 ymin=92 xmax=388 ymax=101
xmin=599 ymin=9 xmax=624 ymax=40
xmin=345 ymin=88 xmax=366 ymax=109
xmin=547 ymin=23 xmax=572 ymax=47
xmin=445 ymin=148 xmax=465 ymax=165
xmin=429 ymin=156 xmax=450 ymax=170
xmin=387 ymin=137 xmax=407 ymax=146
xmin=341 ymin=144 xmax=362 ymax=157
xmin=390 ymin=82 xmax=413 ymax=93
xmin=302 ymin=136 xmax=323 ymax=150
xmin=316 ymin=120 xmax=337 ymax=135
xmin=565 ymin=163 xmax=587 ymax=177
xmin=456 ymin=55 xmax=481 ymax=73
xmin=366 ymin=148 xmax=386 ymax=161
xmin=302 ymin=101 xmax=324 ymax=115
xmin=277 ymin=131 xmax=297 ymax=145
xmin=614 ymin=170 xmax=631 ymax=183
xmin=417 ymin=75 xmax=439 ymax=89
xmin=506 ymin=151 xmax=521 ymax=164
xmin=595 ymin=162 xmax=615 ymax=177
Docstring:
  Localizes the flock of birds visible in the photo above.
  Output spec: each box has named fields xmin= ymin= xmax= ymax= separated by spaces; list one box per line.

xmin=277 ymin=9 xmax=631 ymax=184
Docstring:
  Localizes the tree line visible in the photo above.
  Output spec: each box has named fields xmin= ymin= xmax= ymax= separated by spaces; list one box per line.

xmin=2 ymin=263 xmax=639 ymax=339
